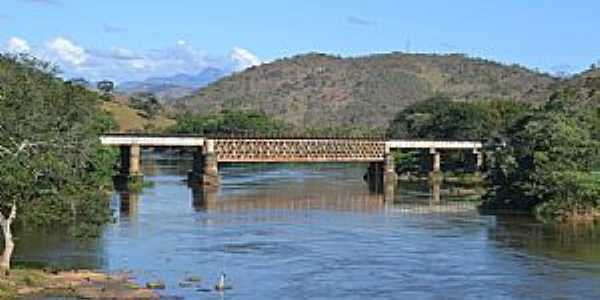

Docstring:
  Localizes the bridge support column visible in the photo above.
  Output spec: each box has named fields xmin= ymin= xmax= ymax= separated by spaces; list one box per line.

xmin=116 ymin=144 xmax=143 ymax=189
xmin=467 ymin=149 xmax=483 ymax=173
xmin=365 ymin=162 xmax=383 ymax=192
xmin=429 ymin=148 xmax=441 ymax=173
xmin=365 ymin=152 xmax=397 ymax=198
xmin=188 ymin=140 xmax=220 ymax=186
xmin=383 ymin=152 xmax=398 ymax=185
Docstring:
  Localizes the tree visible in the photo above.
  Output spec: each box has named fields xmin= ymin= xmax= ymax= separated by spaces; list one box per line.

xmin=97 ymin=80 xmax=114 ymax=95
xmin=386 ymin=97 xmax=530 ymax=173
xmin=67 ymin=78 xmax=90 ymax=88
xmin=129 ymin=93 xmax=162 ymax=119
xmin=170 ymin=110 xmax=287 ymax=136
xmin=386 ymin=96 xmax=494 ymax=140
xmin=0 ymin=203 xmax=16 ymax=274
xmin=482 ymin=97 xmax=600 ymax=221
xmin=0 ymin=54 xmax=117 ymax=273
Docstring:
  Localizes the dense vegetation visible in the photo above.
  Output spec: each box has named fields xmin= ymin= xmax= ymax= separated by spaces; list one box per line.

xmin=482 ymin=96 xmax=600 ymax=221
xmin=169 ymin=110 xmax=288 ymax=136
xmin=168 ymin=110 xmax=385 ymax=138
xmin=386 ymin=96 xmax=530 ymax=141
xmin=0 ymin=54 xmax=117 ymax=272
xmin=386 ymin=87 xmax=599 ymax=221
xmin=386 ymin=97 xmax=530 ymax=173
xmin=174 ymin=52 xmax=557 ymax=129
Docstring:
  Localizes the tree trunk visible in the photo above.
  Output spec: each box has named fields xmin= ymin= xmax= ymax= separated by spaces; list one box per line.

xmin=0 ymin=203 xmax=16 ymax=276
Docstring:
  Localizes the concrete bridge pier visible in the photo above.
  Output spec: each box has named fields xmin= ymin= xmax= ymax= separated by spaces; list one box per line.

xmin=116 ymin=144 xmax=143 ymax=188
xmin=467 ymin=149 xmax=484 ymax=173
xmin=424 ymin=148 xmax=443 ymax=181
xmin=365 ymin=152 xmax=397 ymax=197
xmin=383 ymin=152 xmax=398 ymax=185
xmin=429 ymin=148 xmax=441 ymax=173
xmin=188 ymin=140 xmax=220 ymax=186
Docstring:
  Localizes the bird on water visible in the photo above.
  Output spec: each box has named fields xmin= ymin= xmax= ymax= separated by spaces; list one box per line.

xmin=215 ymin=273 xmax=226 ymax=291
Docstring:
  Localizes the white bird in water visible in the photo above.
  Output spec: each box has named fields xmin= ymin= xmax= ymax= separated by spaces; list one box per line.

xmin=215 ymin=273 xmax=226 ymax=291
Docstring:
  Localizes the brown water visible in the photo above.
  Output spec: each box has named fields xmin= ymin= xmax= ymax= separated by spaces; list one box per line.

xmin=14 ymin=152 xmax=600 ymax=299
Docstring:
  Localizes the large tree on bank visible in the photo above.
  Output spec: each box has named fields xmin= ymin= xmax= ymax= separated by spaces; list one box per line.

xmin=0 ymin=54 xmax=117 ymax=274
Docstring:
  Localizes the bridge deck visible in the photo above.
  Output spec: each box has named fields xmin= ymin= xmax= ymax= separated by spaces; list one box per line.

xmin=100 ymin=135 xmax=482 ymax=163
xmin=386 ymin=140 xmax=482 ymax=150
xmin=100 ymin=136 xmax=205 ymax=146
xmin=100 ymin=135 xmax=482 ymax=149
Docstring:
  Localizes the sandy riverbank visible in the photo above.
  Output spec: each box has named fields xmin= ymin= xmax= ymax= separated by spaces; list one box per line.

xmin=0 ymin=269 xmax=158 ymax=299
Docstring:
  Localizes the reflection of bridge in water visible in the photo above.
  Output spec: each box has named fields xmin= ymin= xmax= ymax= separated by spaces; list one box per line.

xmin=190 ymin=185 xmax=387 ymax=213
xmin=117 ymin=180 xmax=477 ymax=219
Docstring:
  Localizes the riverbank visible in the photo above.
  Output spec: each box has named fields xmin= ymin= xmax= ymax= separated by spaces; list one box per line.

xmin=0 ymin=268 xmax=158 ymax=299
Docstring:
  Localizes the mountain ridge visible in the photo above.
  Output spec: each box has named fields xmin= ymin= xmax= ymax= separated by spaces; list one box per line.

xmin=172 ymin=52 xmax=559 ymax=128
xmin=117 ymin=67 xmax=228 ymax=100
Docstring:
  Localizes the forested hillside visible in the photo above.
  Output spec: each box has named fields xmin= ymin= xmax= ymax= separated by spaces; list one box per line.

xmin=174 ymin=52 xmax=558 ymax=128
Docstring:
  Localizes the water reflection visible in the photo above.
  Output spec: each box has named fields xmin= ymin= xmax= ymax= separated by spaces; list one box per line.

xmin=11 ymin=154 xmax=600 ymax=300
xmin=490 ymin=215 xmax=600 ymax=263
xmin=190 ymin=184 xmax=386 ymax=213
xmin=119 ymin=191 xmax=140 ymax=220
xmin=12 ymin=227 xmax=105 ymax=269
xmin=190 ymin=186 xmax=218 ymax=212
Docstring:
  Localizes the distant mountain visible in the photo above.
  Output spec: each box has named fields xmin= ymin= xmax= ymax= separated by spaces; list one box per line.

xmin=117 ymin=67 xmax=228 ymax=100
xmin=173 ymin=52 xmax=559 ymax=128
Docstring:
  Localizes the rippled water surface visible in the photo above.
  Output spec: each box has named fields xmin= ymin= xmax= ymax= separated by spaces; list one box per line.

xmin=14 ymin=153 xmax=600 ymax=299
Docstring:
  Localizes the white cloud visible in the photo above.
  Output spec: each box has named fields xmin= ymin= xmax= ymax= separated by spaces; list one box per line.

xmin=6 ymin=37 xmax=31 ymax=53
xmin=230 ymin=47 xmax=260 ymax=70
xmin=109 ymin=47 xmax=140 ymax=60
xmin=3 ymin=36 xmax=261 ymax=83
xmin=46 ymin=37 xmax=88 ymax=66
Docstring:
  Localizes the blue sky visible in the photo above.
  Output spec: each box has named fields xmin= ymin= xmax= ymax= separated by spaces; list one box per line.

xmin=1 ymin=0 xmax=599 ymax=82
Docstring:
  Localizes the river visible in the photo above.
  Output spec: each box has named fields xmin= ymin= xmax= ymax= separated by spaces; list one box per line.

xmin=13 ymin=152 xmax=600 ymax=299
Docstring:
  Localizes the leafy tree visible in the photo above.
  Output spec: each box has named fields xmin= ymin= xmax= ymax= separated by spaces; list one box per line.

xmin=393 ymin=151 xmax=421 ymax=173
xmin=97 ymin=80 xmax=114 ymax=96
xmin=386 ymin=97 xmax=531 ymax=173
xmin=0 ymin=54 xmax=117 ymax=273
xmin=482 ymin=98 xmax=600 ymax=221
xmin=67 ymin=78 xmax=90 ymax=88
xmin=387 ymin=97 xmax=531 ymax=141
xmin=170 ymin=110 xmax=288 ymax=136
xmin=129 ymin=93 xmax=162 ymax=119
xmin=386 ymin=96 xmax=493 ymax=140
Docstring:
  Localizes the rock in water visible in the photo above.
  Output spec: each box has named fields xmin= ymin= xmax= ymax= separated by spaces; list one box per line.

xmin=146 ymin=281 xmax=166 ymax=290
xmin=184 ymin=275 xmax=202 ymax=282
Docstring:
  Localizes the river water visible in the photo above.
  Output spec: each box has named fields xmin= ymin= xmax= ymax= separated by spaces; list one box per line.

xmin=13 ymin=152 xmax=600 ymax=299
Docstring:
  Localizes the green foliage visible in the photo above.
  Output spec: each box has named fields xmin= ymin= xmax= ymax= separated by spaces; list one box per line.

xmin=482 ymin=97 xmax=600 ymax=220
xmin=386 ymin=97 xmax=531 ymax=174
xmin=393 ymin=151 xmax=420 ymax=173
xmin=0 ymin=54 xmax=117 ymax=237
xmin=169 ymin=110 xmax=288 ymax=136
xmin=300 ymin=126 xmax=382 ymax=138
xmin=128 ymin=93 xmax=162 ymax=119
xmin=97 ymin=80 xmax=114 ymax=94
xmin=387 ymin=96 xmax=531 ymax=140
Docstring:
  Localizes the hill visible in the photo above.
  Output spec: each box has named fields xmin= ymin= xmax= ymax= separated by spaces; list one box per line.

xmin=101 ymin=96 xmax=175 ymax=132
xmin=173 ymin=52 xmax=559 ymax=128
xmin=557 ymin=68 xmax=600 ymax=105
